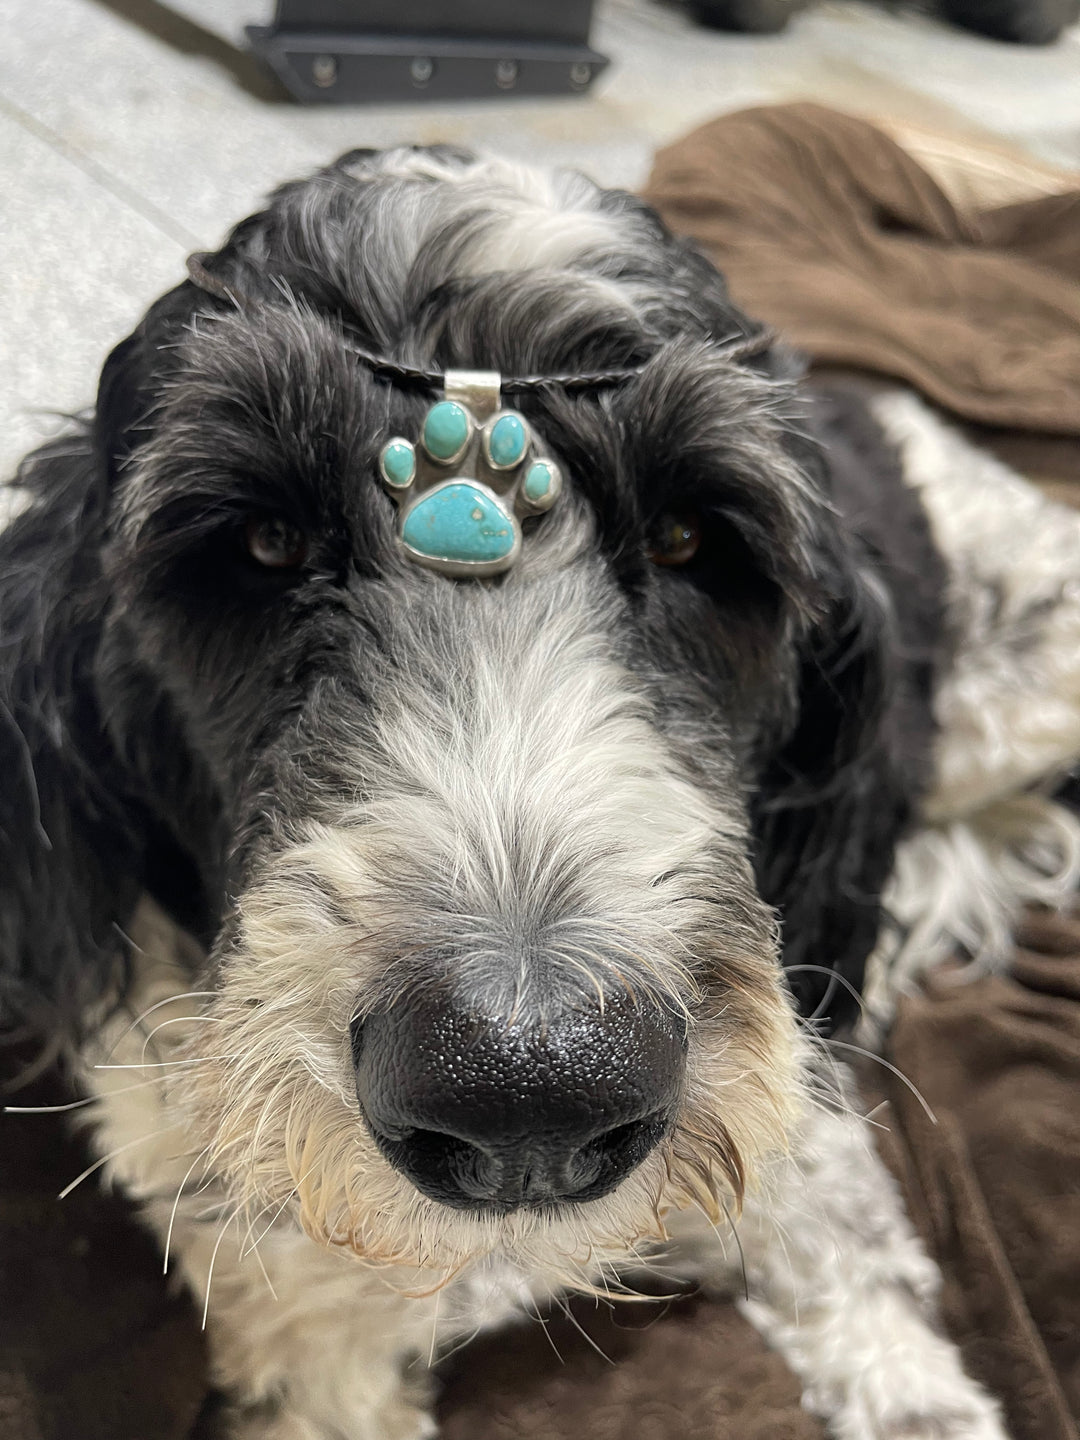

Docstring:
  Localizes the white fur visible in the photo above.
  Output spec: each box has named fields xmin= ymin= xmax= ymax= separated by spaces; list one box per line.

xmin=875 ymin=391 xmax=1080 ymax=822
xmin=350 ymin=148 xmax=636 ymax=282
xmin=863 ymin=393 xmax=1080 ymax=1029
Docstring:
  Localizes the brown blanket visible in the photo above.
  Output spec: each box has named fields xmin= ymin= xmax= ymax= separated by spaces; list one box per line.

xmin=643 ymin=102 xmax=1080 ymax=441
xmin=4 ymin=106 xmax=1080 ymax=1439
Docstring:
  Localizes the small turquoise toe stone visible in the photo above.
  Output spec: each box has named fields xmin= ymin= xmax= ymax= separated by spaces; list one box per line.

xmin=422 ymin=401 xmax=470 ymax=461
xmin=524 ymin=460 xmax=557 ymax=504
xmin=379 ymin=439 xmax=416 ymax=489
xmin=487 ymin=413 xmax=527 ymax=468
xmin=402 ymin=482 xmax=516 ymax=566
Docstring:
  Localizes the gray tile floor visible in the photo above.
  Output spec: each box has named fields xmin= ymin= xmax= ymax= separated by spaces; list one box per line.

xmin=2 ymin=0 xmax=1078 ymax=482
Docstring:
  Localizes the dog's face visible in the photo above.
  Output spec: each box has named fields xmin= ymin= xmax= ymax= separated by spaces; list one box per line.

xmin=2 ymin=149 xmax=912 ymax=1278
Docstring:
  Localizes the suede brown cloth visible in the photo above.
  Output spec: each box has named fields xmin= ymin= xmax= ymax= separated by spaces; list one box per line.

xmin=870 ymin=918 xmax=1080 ymax=1440
xmin=4 ymin=913 xmax=1080 ymax=1439
xmin=643 ymin=103 xmax=1080 ymax=444
xmin=0 ymin=1059 xmax=210 ymax=1440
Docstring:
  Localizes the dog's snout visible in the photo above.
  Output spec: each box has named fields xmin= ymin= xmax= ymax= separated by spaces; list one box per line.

xmin=353 ymin=991 xmax=686 ymax=1211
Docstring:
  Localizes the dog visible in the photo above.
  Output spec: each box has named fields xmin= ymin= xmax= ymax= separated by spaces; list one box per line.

xmin=4 ymin=145 xmax=1080 ymax=1439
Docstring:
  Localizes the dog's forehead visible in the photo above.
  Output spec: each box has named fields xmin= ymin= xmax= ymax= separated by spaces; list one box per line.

xmin=113 ymin=147 xmax=815 ymax=637
xmin=280 ymin=147 xmax=655 ymax=306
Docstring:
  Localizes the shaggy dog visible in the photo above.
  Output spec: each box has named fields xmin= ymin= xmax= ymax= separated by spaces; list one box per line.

xmin=3 ymin=146 xmax=1079 ymax=1438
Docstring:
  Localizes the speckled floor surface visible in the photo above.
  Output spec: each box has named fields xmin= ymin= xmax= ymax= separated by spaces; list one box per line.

xmin=1 ymin=0 xmax=1078 ymax=479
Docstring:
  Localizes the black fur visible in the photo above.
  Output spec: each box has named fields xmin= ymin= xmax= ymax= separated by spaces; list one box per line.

xmin=0 ymin=148 xmax=945 ymax=1047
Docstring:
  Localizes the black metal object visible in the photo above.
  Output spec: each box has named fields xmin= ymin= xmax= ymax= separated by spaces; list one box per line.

xmin=246 ymin=0 xmax=609 ymax=104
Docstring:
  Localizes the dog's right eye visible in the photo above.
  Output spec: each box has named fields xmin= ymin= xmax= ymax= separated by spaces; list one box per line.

xmin=244 ymin=515 xmax=310 ymax=570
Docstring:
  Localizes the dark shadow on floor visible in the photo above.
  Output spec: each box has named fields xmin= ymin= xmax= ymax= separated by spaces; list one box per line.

xmin=84 ymin=0 xmax=290 ymax=103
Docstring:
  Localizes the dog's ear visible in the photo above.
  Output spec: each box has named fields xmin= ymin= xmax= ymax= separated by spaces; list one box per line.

xmin=1 ymin=333 xmax=215 ymax=1048
xmin=749 ymin=531 xmax=914 ymax=1033
xmin=0 ymin=432 xmax=146 ymax=1044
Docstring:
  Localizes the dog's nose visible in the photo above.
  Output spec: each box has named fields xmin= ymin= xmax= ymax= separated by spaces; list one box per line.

xmin=353 ymin=991 xmax=686 ymax=1210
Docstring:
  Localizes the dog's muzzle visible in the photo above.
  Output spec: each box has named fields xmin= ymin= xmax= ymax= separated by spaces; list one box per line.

xmin=352 ymin=991 xmax=687 ymax=1211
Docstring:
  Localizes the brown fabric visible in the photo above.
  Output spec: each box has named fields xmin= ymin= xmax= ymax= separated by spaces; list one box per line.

xmin=0 ymin=1060 xmax=210 ymax=1440
xmin=867 ymin=918 xmax=1080 ymax=1440
xmin=5 ymin=912 xmax=1080 ymax=1438
xmin=643 ymin=103 xmax=1080 ymax=439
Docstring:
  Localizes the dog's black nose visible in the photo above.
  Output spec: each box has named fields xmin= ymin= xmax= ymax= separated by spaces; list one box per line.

xmin=353 ymin=991 xmax=686 ymax=1210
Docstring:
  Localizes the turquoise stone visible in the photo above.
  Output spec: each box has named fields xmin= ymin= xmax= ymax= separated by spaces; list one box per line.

xmin=379 ymin=439 xmax=415 ymax=489
xmin=401 ymin=483 xmax=516 ymax=566
xmin=422 ymin=401 xmax=470 ymax=461
xmin=487 ymin=413 xmax=527 ymax=468
xmin=524 ymin=460 xmax=556 ymax=504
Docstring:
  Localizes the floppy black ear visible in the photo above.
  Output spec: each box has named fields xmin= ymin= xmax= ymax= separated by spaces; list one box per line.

xmin=748 ymin=385 xmax=944 ymax=1033
xmin=749 ymin=557 xmax=914 ymax=1032
xmin=1 ymin=343 xmax=218 ymax=1048
xmin=0 ymin=431 xmax=146 ymax=1044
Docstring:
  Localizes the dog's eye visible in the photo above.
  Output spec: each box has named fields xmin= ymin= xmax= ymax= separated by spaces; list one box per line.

xmin=648 ymin=511 xmax=702 ymax=567
xmin=244 ymin=515 xmax=309 ymax=569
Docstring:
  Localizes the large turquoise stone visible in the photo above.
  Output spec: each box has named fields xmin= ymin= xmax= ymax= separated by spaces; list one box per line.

xmin=422 ymin=401 xmax=470 ymax=461
xmin=402 ymin=483 xmax=516 ymax=566
xmin=487 ymin=413 xmax=527 ymax=468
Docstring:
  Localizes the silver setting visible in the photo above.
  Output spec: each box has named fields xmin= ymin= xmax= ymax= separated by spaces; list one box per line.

xmin=444 ymin=370 xmax=501 ymax=421
xmin=379 ymin=370 xmax=562 ymax=580
xmin=522 ymin=459 xmax=562 ymax=512
xmin=377 ymin=437 xmax=416 ymax=489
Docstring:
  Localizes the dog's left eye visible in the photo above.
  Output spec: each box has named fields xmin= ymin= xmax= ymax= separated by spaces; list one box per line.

xmin=648 ymin=511 xmax=702 ymax=567
xmin=244 ymin=515 xmax=310 ymax=569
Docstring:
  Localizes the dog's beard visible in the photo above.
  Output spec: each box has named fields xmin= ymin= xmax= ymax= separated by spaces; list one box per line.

xmin=172 ymin=571 xmax=805 ymax=1280
xmin=176 ymin=890 xmax=802 ymax=1281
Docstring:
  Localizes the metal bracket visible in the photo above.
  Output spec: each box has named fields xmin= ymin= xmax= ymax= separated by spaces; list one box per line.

xmin=246 ymin=0 xmax=608 ymax=105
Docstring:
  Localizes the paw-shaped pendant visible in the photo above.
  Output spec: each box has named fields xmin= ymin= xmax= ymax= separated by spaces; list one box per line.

xmin=378 ymin=384 xmax=561 ymax=579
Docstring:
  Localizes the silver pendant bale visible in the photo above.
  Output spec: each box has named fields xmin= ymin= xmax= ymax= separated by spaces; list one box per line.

xmin=377 ymin=370 xmax=562 ymax=579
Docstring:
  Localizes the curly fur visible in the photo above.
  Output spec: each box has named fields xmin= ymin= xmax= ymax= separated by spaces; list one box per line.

xmin=3 ymin=146 xmax=1059 ymax=1439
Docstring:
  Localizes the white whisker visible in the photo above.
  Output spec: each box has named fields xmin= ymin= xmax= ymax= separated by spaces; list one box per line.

xmin=58 ymin=1133 xmax=159 ymax=1200
xmin=5 ymin=1078 xmax=165 ymax=1114
xmin=819 ymin=1037 xmax=937 ymax=1125
xmin=164 ymin=1145 xmax=213 ymax=1275
xmin=202 ymin=1203 xmax=245 ymax=1330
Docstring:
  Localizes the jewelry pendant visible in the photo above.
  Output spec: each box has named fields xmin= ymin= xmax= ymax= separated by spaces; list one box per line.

xmin=378 ymin=370 xmax=561 ymax=579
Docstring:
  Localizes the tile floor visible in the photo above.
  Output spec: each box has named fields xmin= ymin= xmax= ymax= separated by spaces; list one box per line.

xmin=1 ymin=0 xmax=1078 ymax=480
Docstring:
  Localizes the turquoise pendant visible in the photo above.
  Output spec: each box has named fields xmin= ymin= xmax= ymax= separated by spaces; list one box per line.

xmin=378 ymin=371 xmax=562 ymax=578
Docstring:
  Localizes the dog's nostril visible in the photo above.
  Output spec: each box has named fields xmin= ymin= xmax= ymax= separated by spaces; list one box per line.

xmin=371 ymin=1111 xmax=671 ymax=1210
xmin=580 ymin=1110 xmax=668 ymax=1172
xmin=377 ymin=1129 xmax=498 ymax=1205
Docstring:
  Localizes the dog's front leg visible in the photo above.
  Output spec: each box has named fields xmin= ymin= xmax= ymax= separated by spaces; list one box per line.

xmin=148 ymin=1201 xmax=440 ymax=1440
xmin=667 ymin=1069 xmax=1007 ymax=1440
